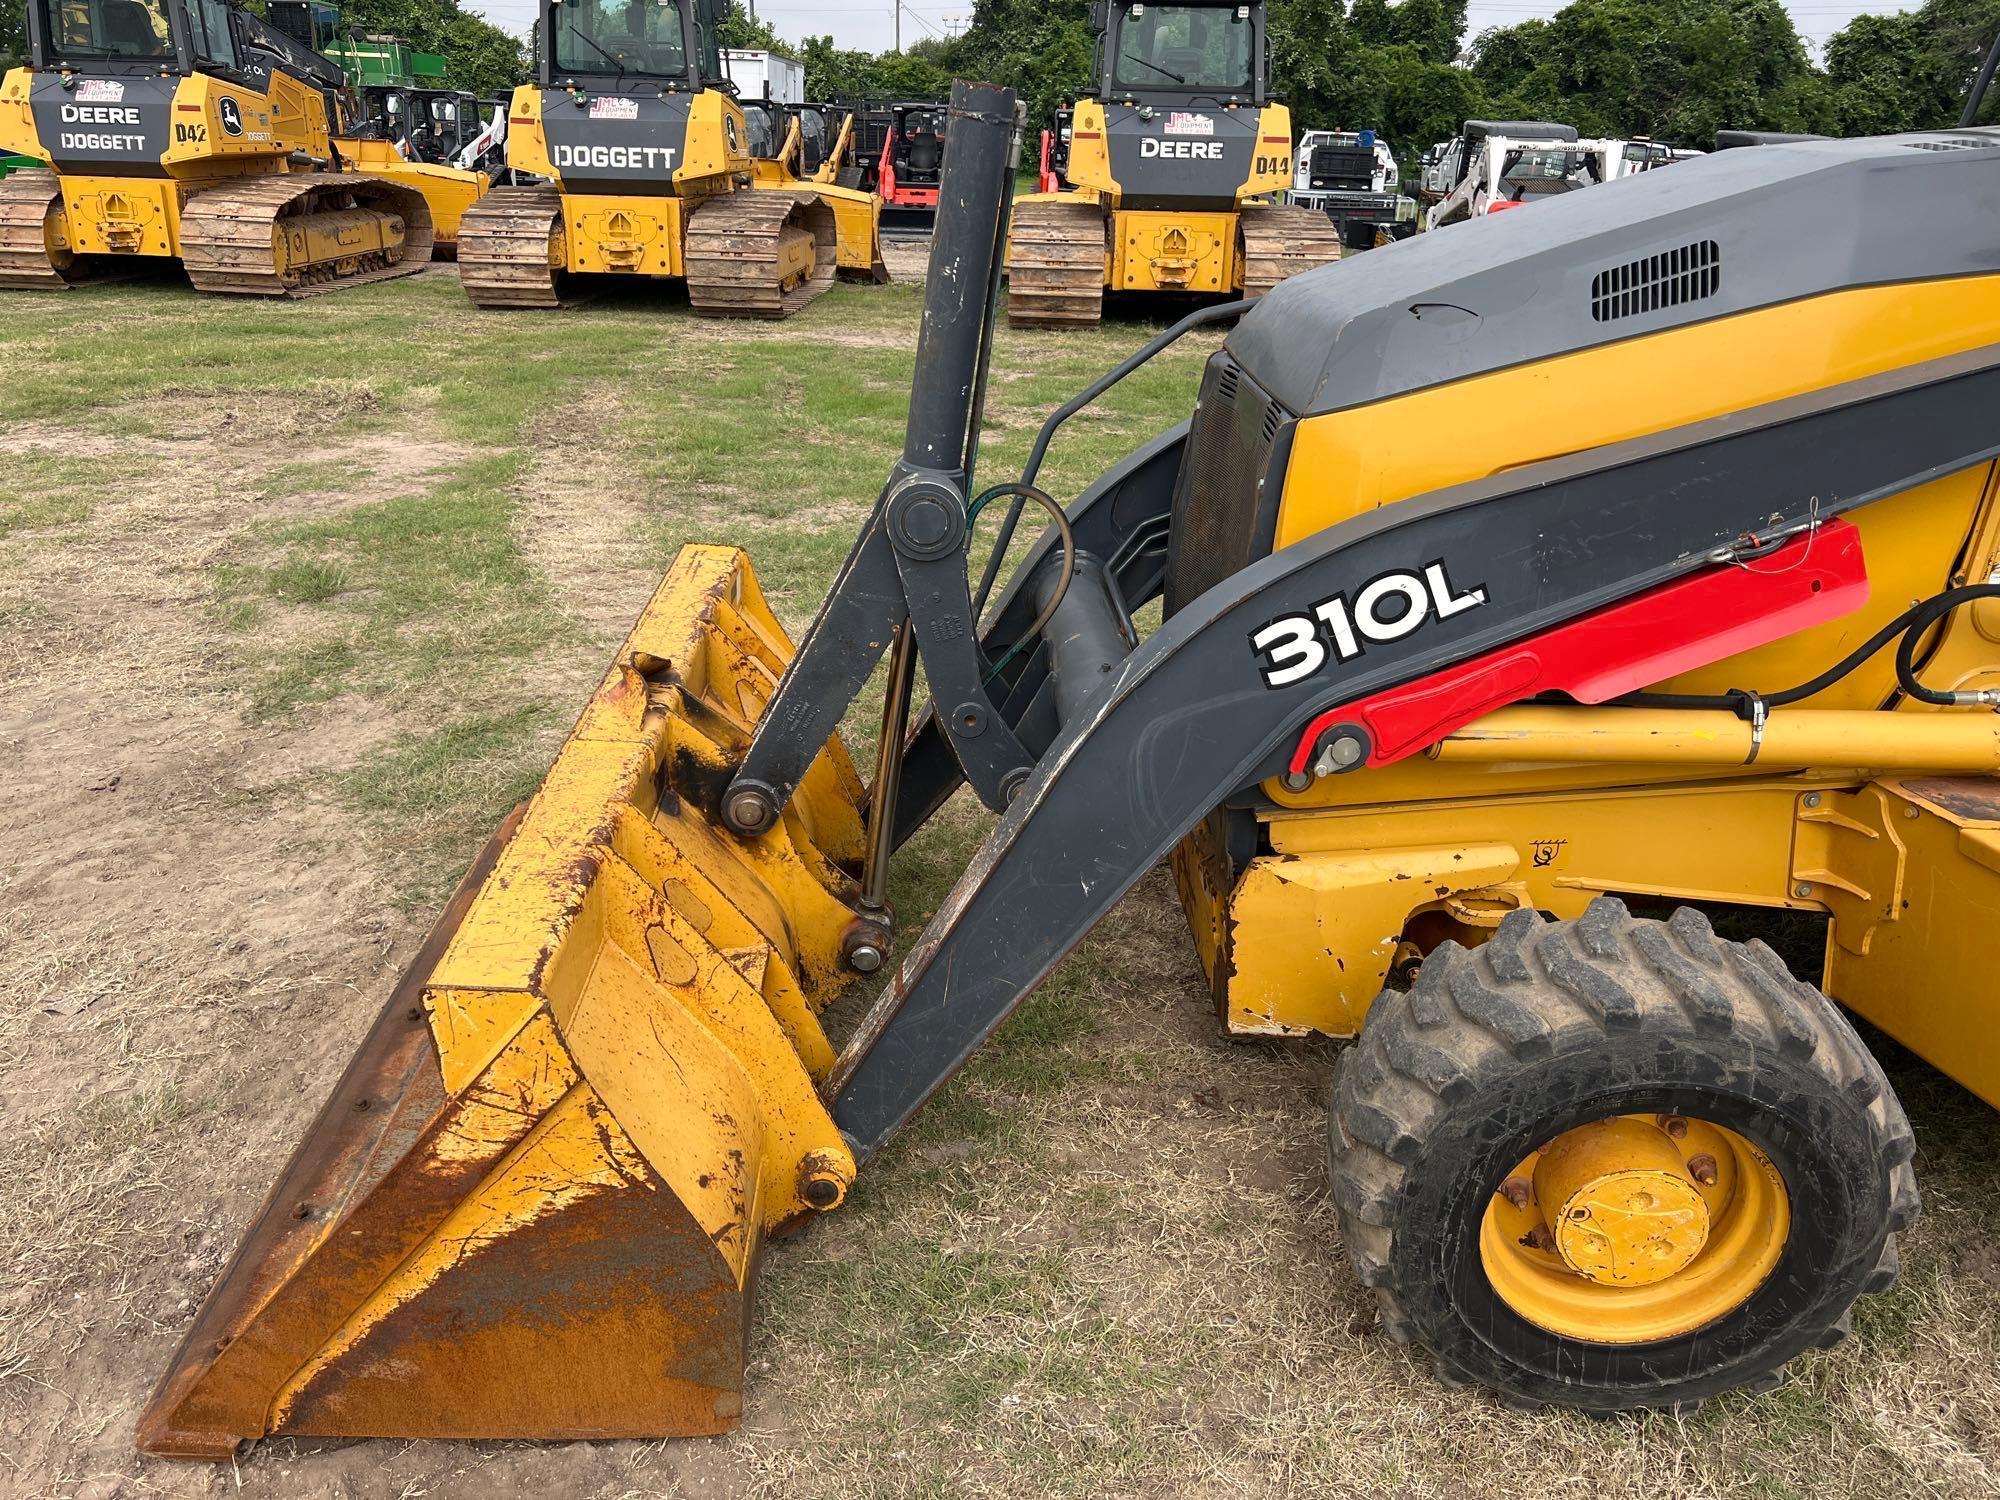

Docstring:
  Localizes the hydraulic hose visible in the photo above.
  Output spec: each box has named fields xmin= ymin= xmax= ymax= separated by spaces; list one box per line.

xmin=1621 ymin=583 xmax=2000 ymax=714
xmin=965 ymin=483 xmax=1077 ymax=683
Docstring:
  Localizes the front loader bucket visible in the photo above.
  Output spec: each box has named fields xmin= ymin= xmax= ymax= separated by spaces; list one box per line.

xmin=139 ymin=546 xmax=872 ymax=1457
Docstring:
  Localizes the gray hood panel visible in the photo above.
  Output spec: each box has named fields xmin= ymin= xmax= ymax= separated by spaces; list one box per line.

xmin=1229 ymin=130 xmax=2000 ymax=418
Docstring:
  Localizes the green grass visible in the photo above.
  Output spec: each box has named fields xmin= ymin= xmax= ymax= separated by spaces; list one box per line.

xmin=0 ymin=451 xmax=119 ymax=540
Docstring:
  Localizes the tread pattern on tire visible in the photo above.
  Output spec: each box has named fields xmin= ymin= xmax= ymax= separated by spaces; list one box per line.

xmin=1329 ymin=897 xmax=1919 ymax=1414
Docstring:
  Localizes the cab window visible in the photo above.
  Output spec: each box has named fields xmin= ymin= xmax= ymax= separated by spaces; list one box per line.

xmin=553 ymin=0 xmax=690 ymax=79
xmin=1112 ymin=4 xmax=1252 ymax=93
xmin=42 ymin=0 xmax=174 ymax=61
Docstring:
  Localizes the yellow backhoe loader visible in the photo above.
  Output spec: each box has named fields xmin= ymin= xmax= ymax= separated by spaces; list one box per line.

xmin=458 ymin=0 xmax=875 ymax=315
xmin=141 ymin=72 xmax=2000 ymax=1454
xmin=0 ymin=0 xmax=434 ymax=293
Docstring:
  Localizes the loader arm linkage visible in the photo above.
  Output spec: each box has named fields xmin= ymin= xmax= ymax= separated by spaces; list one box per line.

xmin=817 ymin=343 xmax=2000 ymax=1154
xmin=710 ymin=92 xmax=2000 ymax=1159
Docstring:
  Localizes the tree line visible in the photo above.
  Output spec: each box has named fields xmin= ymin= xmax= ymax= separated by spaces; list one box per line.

xmin=752 ymin=0 xmax=2000 ymax=153
xmin=6 ymin=0 xmax=1997 ymax=152
xmin=0 ymin=0 xmax=522 ymax=97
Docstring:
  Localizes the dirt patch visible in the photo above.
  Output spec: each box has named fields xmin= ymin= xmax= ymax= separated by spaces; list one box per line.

xmin=513 ymin=389 xmax=667 ymax=651
xmin=0 ymin=413 xmax=475 ymax=698
xmin=880 ymin=234 xmax=930 ymax=284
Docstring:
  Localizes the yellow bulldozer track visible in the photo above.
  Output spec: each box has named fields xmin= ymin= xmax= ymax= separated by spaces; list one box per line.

xmin=0 ymin=168 xmax=79 ymax=289
xmin=1005 ymin=197 xmax=1109 ymax=327
xmin=178 ymin=173 xmax=435 ymax=297
xmin=1238 ymin=202 xmax=1344 ymax=300
xmin=457 ymin=183 xmax=567 ymax=309
xmin=137 ymin=546 xmax=871 ymax=1456
xmin=684 ymin=188 xmax=837 ymax=319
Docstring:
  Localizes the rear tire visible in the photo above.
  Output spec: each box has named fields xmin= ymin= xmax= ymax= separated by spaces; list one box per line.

xmin=1329 ymin=898 xmax=1917 ymax=1413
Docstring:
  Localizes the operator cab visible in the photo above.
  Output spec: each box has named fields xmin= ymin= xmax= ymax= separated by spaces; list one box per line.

xmin=893 ymin=103 xmax=943 ymax=185
xmin=1094 ymin=0 xmax=1265 ymax=107
xmin=26 ymin=0 xmax=242 ymax=77
xmin=796 ymin=102 xmax=832 ymax=173
xmin=542 ymin=0 xmax=722 ymax=91
xmin=741 ymin=96 xmax=784 ymax=159
xmin=1496 ymin=142 xmax=1606 ymax=203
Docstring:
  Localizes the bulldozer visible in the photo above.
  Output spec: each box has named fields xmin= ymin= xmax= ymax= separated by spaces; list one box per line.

xmin=457 ymin=0 xmax=874 ymax=315
xmin=335 ymin=83 xmax=505 ymax=253
xmin=0 ymin=0 xmax=435 ymax=293
xmin=139 ymin=79 xmax=2000 ymax=1454
xmin=741 ymin=95 xmax=886 ymax=284
xmin=1005 ymin=0 xmax=1342 ymax=326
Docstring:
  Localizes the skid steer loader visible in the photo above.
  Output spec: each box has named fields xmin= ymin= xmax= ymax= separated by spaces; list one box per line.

xmin=142 ymin=79 xmax=2000 ymax=1455
xmin=458 ymin=0 xmax=877 ymax=315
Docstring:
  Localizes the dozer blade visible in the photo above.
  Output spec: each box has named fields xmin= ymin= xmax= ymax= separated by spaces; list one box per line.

xmin=138 ymin=546 xmax=873 ymax=1457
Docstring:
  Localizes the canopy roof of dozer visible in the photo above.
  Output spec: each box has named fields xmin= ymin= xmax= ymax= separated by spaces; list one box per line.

xmin=137 ymin=80 xmax=2000 ymax=1455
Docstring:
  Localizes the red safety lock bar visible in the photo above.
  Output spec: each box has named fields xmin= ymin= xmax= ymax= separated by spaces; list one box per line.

xmin=1287 ymin=518 xmax=1869 ymax=777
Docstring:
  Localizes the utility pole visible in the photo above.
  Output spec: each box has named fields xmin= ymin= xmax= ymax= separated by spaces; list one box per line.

xmin=895 ymin=0 xmax=902 ymax=53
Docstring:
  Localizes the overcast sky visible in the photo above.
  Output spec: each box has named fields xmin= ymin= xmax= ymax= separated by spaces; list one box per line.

xmin=465 ymin=1 xmax=1912 ymax=61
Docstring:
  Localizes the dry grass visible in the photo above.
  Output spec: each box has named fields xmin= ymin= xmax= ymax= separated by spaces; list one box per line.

xmin=0 ymin=266 xmax=1996 ymax=1500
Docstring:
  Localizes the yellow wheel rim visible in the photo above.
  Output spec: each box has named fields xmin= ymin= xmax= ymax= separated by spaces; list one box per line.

xmin=1480 ymin=1114 xmax=1790 ymax=1343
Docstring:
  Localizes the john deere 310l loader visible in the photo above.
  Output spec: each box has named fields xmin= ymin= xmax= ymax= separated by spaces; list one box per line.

xmin=1005 ymin=0 xmax=1343 ymax=326
xmin=142 ymin=78 xmax=2000 ymax=1453
xmin=0 ymin=0 xmax=436 ymax=293
xmin=458 ymin=0 xmax=880 ymax=314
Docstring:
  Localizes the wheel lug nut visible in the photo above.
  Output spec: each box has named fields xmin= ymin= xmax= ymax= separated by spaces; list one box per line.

xmin=1660 ymin=1115 xmax=1689 ymax=1139
xmin=1522 ymin=1224 xmax=1556 ymax=1252
xmin=1498 ymin=1176 xmax=1533 ymax=1210
xmin=1687 ymin=1152 xmax=1719 ymax=1187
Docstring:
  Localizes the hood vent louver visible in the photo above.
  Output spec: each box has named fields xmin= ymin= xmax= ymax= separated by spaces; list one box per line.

xmin=1591 ymin=239 xmax=1720 ymax=323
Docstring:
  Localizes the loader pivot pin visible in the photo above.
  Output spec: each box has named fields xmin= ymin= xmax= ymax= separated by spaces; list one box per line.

xmin=724 ymin=786 xmax=779 ymax=836
xmin=799 ymin=1150 xmax=854 ymax=1210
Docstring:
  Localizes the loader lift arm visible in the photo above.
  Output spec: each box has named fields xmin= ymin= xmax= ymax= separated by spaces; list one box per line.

xmin=816 ymin=342 xmax=2000 ymax=1156
xmin=705 ymin=87 xmax=2000 ymax=1160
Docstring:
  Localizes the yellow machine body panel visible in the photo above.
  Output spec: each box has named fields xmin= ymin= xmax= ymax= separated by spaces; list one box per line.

xmin=336 ymin=139 xmax=489 ymax=246
xmin=559 ymin=191 xmax=688 ymax=275
xmin=1109 ymin=207 xmax=1237 ymax=292
xmin=1827 ymin=778 xmax=2000 ymax=1107
xmin=0 ymin=66 xmax=334 ymax=174
xmin=45 ymin=174 xmax=181 ymax=255
xmin=500 ymin=81 xmax=553 ymax=179
xmin=0 ymin=66 xmax=36 ymax=157
xmin=137 ymin=547 xmax=875 ymax=1456
xmin=1275 ymin=275 xmax=2000 ymax=549
xmin=1061 ymin=97 xmax=1293 ymax=205
xmin=162 ymin=69 xmax=336 ymax=168
xmin=499 ymin=84 xmax=750 ymax=192
xmin=1181 ymin=275 xmax=2000 ymax=1079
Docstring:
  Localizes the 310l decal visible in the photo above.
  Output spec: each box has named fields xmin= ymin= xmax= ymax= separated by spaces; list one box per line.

xmin=1250 ymin=561 xmax=1488 ymax=688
